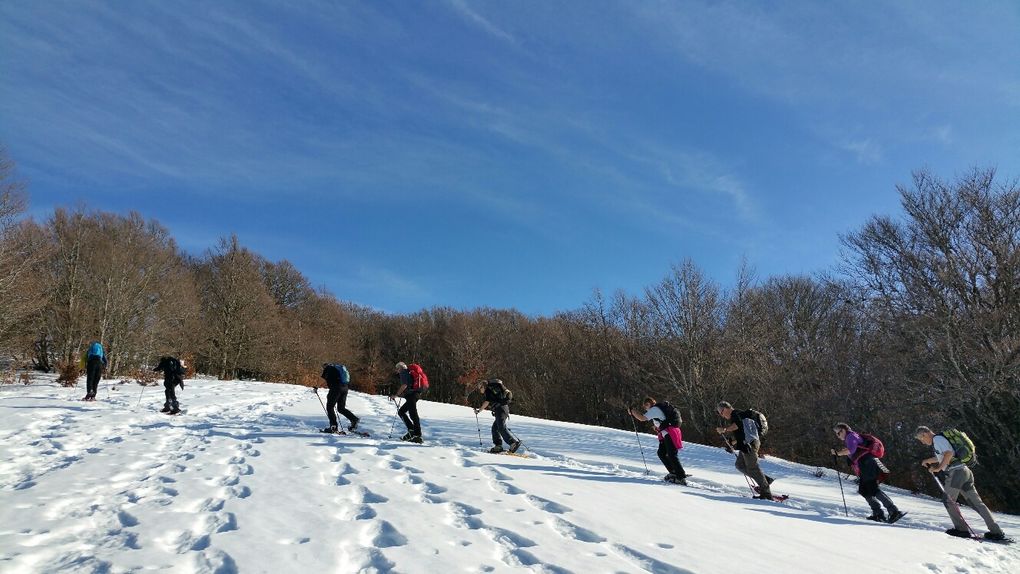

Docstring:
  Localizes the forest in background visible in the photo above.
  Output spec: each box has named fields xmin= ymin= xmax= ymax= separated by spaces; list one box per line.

xmin=1 ymin=146 xmax=1017 ymax=512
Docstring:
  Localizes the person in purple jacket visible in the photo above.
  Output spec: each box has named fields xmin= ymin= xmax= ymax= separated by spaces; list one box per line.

xmin=831 ymin=422 xmax=905 ymax=524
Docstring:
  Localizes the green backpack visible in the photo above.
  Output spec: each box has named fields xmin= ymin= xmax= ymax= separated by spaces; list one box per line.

xmin=940 ymin=428 xmax=977 ymax=466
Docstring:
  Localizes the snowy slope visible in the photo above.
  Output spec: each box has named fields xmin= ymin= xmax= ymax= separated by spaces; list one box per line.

xmin=1 ymin=378 xmax=1017 ymax=574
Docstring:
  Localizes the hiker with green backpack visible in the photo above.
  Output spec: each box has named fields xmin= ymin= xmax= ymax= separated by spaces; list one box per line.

xmin=914 ymin=426 xmax=1007 ymax=541
xmin=474 ymin=378 xmax=521 ymax=454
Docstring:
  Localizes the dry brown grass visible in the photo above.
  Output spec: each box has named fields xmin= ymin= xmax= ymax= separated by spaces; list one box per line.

xmin=55 ymin=359 xmax=81 ymax=387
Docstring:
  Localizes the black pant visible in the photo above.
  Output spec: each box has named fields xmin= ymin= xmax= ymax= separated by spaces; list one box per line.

xmin=164 ymin=384 xmax=179 ymax=411
xmin=398 ymin=391 xmax=422 ymax=436
xmin=85 ymin=356 xmax=103 ymax=396
xmin=327 ymin=386 xmax=357 ymax=427
xmin=657 ymin=436 xmax=686 ymax=478
xmin=491 ymin=409 xmax=518 ymax=447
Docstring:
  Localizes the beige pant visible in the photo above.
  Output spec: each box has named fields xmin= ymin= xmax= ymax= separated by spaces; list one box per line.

xmin=943 ymin=465 xmax=1002 ymax=535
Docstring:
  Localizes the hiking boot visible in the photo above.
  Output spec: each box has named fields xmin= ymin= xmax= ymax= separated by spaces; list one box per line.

xmin=321 ymin=425 xmax=338 ymax=433
xmin=400 ymin=432 xmax=413 ymax=441
xmin=945 ymin=528 xmax=971 ymax=538
xmin=489 ymin=445 xmax=505 ymax=454
xmin=160 ymin=406 xmax=171 ymax=413
xmin=984 ymin=531 xmax=1006 ymax=541
xmin=664 ymin=475 xmax=686 ymax=486
xmin=409 ymin=435 xmax=424 ymax=444
xmin=169 ymin=408 xmax=181 ymax=415
xmin=508 ymin=440 xmax=522 ymax=454
xmin=348 ymin=418 xmax=360 ymax=432
xmin=886 ymin=510 xmax=906 ymax=524
xmin=866 ymin=513 xmax=887 ymax=522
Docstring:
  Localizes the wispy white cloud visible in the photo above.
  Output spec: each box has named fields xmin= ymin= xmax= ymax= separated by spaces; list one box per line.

xmin=446 ymin=0 xmax=517 ymax=44
xmin=837 ymin=139 xmax=883 ymax=165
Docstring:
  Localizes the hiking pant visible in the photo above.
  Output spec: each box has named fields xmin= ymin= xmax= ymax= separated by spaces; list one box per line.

xmin=163 ymin=383 xmax=179 ymax=411
xmin=85 ymin=356 xmax=103 ymax=397
xmin=657 ymin=435 xmax=686 ymax=478
xmin=943 ymin=466 xmax=1003 ymax=535
xmin=735 ymin=439 xmax=772 ymax=497
xmin=491 ymin=410 xmax=518 ymax=447
xmin=858 ymin=456 xmax=897 ymax=516
xmin=398 ymin=391 xmax=422 ymax=436
xmin=327 ymin=386 xmax=357 ymax=428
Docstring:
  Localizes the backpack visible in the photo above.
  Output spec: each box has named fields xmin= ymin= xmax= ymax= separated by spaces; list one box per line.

xmin=747 ymin=409 xmax=768 ymax=436
xmin=88 ymin=342 xmax=104 ymax=359
xmin=330 ymin=364 xmax=350 ymax=385
xmin=655 ymin=401 xmax=682 ymax=428
xmin=940 ymin=429 xmax=977 ymax=466
xmin=856 ymin=433 xmax=885 ymax=459
xmin=486 ymin=380 xmax=512 ymax=405
xmin=408 ymin=363 xmax=429 ymax=390
xmin=168 ymin=357 xmax=185 ymax=378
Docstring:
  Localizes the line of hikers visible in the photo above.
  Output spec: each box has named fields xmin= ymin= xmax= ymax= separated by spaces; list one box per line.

xmin=70 ymin=344 xmax=1008 ymax=541
xmin=627 ymin=397 xmax=1006 ymax=540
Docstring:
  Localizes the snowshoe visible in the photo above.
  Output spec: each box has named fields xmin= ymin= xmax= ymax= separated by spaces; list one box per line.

xmin=664 ymin=474 xmax=687 ymax=486
xmin=946 ymin=528 xmax=971 ymax=538
xmin=886 ymin=510 xmax=907 ymax=525
xmin=984 ymin=532 xmax=1007 ymax=541
xmin=320 ymin=426 xmax=339 ymax=434
xmin=408 ymin=435 xmax=424 ymax=444
xmin=508 ymin=440 xmax=522 ymax=454
xmin=865 ymin=514 xmax=886 ymax=522
xmin=160 ymin=406 xmax=171 ymax=413
xmin=489 ymin=445 xmax=505 ymax=454
xmin=400 ymin=432 xmax=413 ymax=441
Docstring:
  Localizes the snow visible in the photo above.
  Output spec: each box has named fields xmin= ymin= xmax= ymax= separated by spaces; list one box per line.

xmin=1 ymin=377 xmax=1018 ymax=574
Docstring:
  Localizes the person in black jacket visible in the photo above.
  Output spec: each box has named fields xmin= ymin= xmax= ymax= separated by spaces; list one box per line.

xmin=474 ymin=378 xmax=521 ymax=454
xmin=715 ymin=401 xmax=774 ymax=499
xmin=389 ymin=362 xmax=423 ymax=443
xmin=153 ymin=356 xmax=184 ymax=414
xmin=320 ymin=363 xmax=359 ymax=433
xmin=82 ymin=340 xmax=107 ymax=401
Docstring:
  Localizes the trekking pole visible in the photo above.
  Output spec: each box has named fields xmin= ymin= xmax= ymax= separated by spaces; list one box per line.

xmin=388 ymin=397 xmax=403 ymax=438
xmin=833 ymin=454 xmax=849 ymax=517
xmin=313 ymin=387 xmax=331 ymax=418
xmin=721 ymin=434 xmax=757 ymax=495
xmin=627 ymin=407 xmax=650 ymax=475
xmin=474 ymin=410 xmax=483 ymax=447
xmin=929 ymin=470 xmax=977 ymax=537
xmin=136 ymin=382 xmax=147 ymax=408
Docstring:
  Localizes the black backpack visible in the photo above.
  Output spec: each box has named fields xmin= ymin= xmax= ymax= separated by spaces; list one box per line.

xmin=745 ymin=409 xmax=768 ymax=436
xmin=487 ymin=380 xmax=512 ymax=405
xmin=655 ymin=401 xmax=682 ymax=427
xmin=168 ymin=357 xmax=185 ymax=377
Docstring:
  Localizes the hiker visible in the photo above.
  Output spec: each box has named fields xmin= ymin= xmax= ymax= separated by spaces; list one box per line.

xmin=320 ymin=363 xmax=359 ymax=433
xmin=914 ymin=426 xmax=1006 ymax=540
xmin=715 ymin=401 xmax=774 ymax=499
xmin=831 ymin=423 xmax=904 ymax=523
xmin=389 ymin=362 xmax=428 ymax=443
xmin=628 ymin=397 xmax=687 ymax=484
xmin=152 ymin=356 xmax=185 ymax=414
xmin=82 ymin=340 xmax=107 ymax=401
xmin=474 ymin=378 xmax=521 ymax=454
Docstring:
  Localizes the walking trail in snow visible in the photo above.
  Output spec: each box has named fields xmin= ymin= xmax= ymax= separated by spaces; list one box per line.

xmin=1 ymin=377 xmax=1017 ymax=573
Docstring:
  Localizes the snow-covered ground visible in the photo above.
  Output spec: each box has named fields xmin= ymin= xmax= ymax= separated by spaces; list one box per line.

xmin=1 ymin=377 xmax=1017 ymax=574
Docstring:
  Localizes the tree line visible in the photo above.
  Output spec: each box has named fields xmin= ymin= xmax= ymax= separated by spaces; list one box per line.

xmin=1 ymin=148 xmax=1017 ymax=512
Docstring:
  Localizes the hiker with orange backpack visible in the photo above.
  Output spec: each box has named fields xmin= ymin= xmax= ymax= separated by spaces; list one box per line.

xmin=390 ymin=362 xmax=428 ymax=443
xmin=831 ymin=423 xmax=904 ymax=524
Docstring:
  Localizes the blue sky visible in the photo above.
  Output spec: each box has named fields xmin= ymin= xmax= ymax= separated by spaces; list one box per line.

xmin=2 ymin=1 xmax=1018 ymax=314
